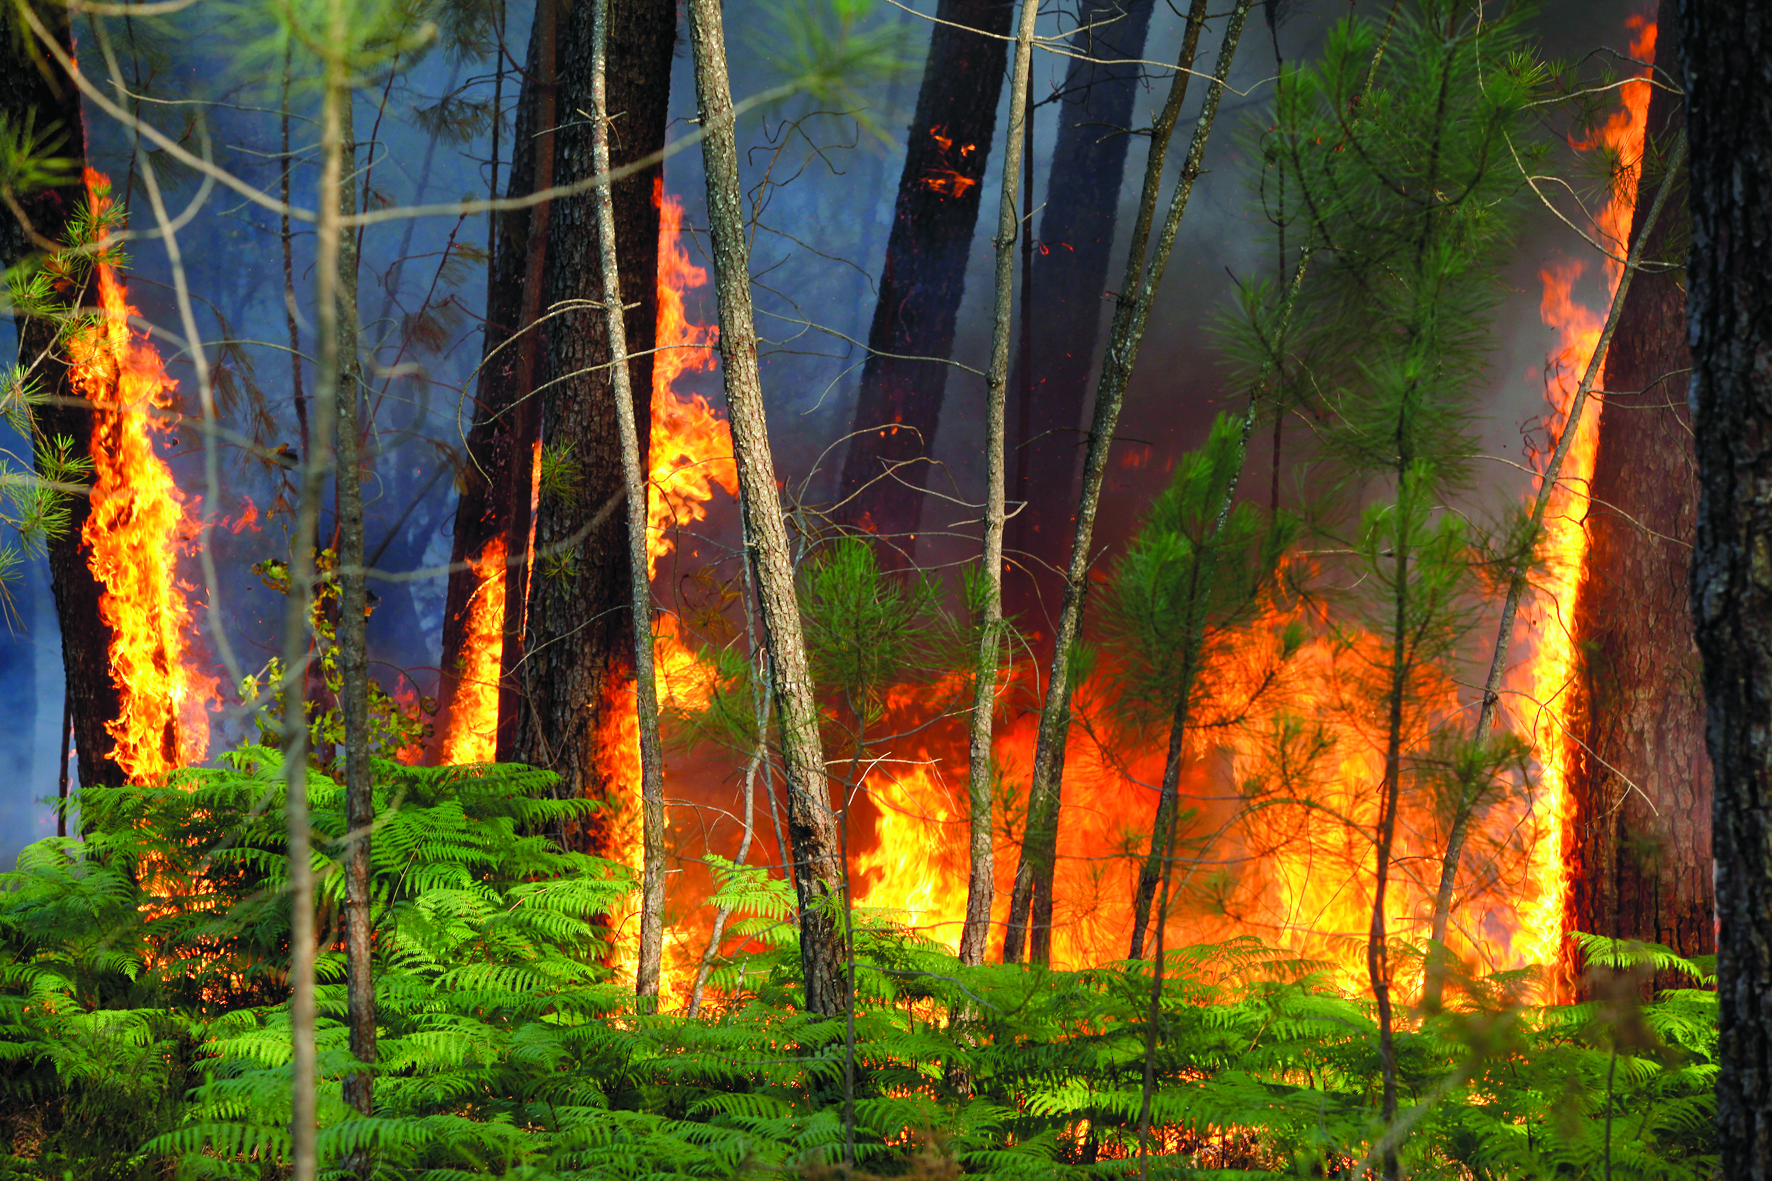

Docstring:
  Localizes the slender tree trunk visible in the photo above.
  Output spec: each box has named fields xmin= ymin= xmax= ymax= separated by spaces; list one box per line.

xmin=1564 ymin=9 xmax=1710 ymax=991
xmin=513 ymin=0 xmax=673 ymax=864
xmin=686 ymin=0 xmax=850 ymax=1015
xmin=1682 ymin=3 xmax=1772 ymax=1178
xmin=1004 ymin=0 xmax=1238 ymax=966
xmin=589 ymin=0 xmax=668 ymax=1005
xmin=1128 ymin=626 xmax=1201 ymax=959
xmin=957 ymin=0 xmax=1039 ymax=970
xmin=833 ymin=0 xmax=1014 ymax=553
xmin=284 ymin=3 xmax=352 ymax=1172
xmin=333 ymin=110 xmax=376 ymax=1129
xmin=1006 ymin=0 xmax=1159 ymax=633
xmin=2 ymin=3 xmax=125 ymax=791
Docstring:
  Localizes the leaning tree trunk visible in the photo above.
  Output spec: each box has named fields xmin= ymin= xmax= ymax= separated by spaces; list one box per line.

xmin=1682 ymin=3 xmax=1772 ymax=1178
xmin=1564 ymin=4 xmax=1711 ymax=989
xmin=832 ymin=0 xmax=1013 ymax=553
xmin=2 ymin=1 xmax=125 ymax=790
xmin=513 ymin=0 xmax=674 ymax=857
xmin=1005 ymin=0 xmax=1158 ymax=633
xmin=686 ymin=0 xmax=851 ymax=1016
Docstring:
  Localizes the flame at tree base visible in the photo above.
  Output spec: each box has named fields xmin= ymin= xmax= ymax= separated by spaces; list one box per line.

xmin=64 ymin=168 xmax=212 ymax=784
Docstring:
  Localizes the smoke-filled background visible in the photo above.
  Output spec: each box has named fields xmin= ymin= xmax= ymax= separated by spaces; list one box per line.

xmin=0 ymin=0 xmax=1644 ymax=872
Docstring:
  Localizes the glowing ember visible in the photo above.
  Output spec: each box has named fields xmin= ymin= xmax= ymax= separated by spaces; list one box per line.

xmin=439 ymin=536 xmax=506 ymax=765
xmin=65 ymin=168 xmax=212 ymax=783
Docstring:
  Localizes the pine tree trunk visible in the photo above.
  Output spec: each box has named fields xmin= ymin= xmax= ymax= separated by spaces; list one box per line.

xmin=2 ymin=5 xmax=125 ymax=790
xmin=832 ymin=0 xmax=1013 ymax=552
xmin=686 ymin=0 xmax=850 ymax=1015
xmin=1006 ymin=0 xmax=1157 ymax=632
xmin=436 ymin=5 xmax=549 ymax=750
xmin=587 ymin=0 xmax=667 ymax=1005
xmin=1565 ymin=5 xmax=1711 ymax=986
xmin=512 ymin=0 xmax=673 ymax=858
xmin=333 ymin=113 xmax=376 ymax=1127
xmin=1681 ymin=3 xmax=1772 ymax=1177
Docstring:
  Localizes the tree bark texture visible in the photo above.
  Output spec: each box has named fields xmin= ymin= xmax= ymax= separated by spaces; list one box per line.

xmin=511 ymin=0 xmax=672 ymax=855
xmin=832 ymin=0 xmax=1013 ymax=553
xmin=686 ymin=0 xmax=851 ymax=1016
xmin=1682 ymin=2 xmax=1772 ymax=1177
xmin=1005 ymin=0 xmax=1157 ymax=634
xmin=1564 ymin=6 xmax=1711 ymax=985
xmin=436 ymin=7 xmax=548 ymax=746
xmin=2 ymin=2 xmax=126 ymax=790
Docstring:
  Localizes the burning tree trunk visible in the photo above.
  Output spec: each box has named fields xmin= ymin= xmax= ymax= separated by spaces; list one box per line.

xmin=436 ymin=0 xmax=555 ymax=765
xmin=1682 ymin=2 xmax=1772 ymax=1176
xmin=1005 ymin=0 xmax=1158 ymax=632
xmin=510 ymin=0 xmax=673 ymax=856
xmin=686 ymin=0 xmax=850 ymax=1016
xmin=1564 ymin=9 xmax=1711 ymax=978
xmin=832 ymin=0 xmax=1013 ymax=552
xmin=2 ymin=4 xmax=126 ymax=790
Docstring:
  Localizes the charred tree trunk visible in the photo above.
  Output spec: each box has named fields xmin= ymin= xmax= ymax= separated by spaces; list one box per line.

xmin=832 ymin=0 xmax=1013 ymax=553
xmin=2 ymin=3 xmax=126 ymax=790
xmin=1683 ymin=2 xmax=1772 ymax=1177
xmin=436 ymin=5 xmax=550 ymax=750
xmin=1006 ymin=0 xmax=1157 ymax=634
xmin=512 ymin=0 xmax=673 ymax=854
xmin=1565 ymin=6 xmax=1710 ymax=985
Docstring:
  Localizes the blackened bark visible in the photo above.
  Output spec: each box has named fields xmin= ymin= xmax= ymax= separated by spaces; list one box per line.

xmin=1683 ymin=3 xmax=1772 ymax=1177
xmin=513 ymin=0 xmax=672 ymax=853
xmin=2 ymin=3 xmax=125 ymax=789
xmin=833 ymin=0 xmax=1013 ymax=552
xmin=1565 ymin=6 xmax=1711 ymax=986
xmin=436 ymin=14 xmax=547 ymax=744
xmin=1006 ymin=0 xmax=1157 ymax=633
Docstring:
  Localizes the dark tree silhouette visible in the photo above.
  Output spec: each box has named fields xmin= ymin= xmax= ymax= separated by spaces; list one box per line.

xmin=833 ymin=0 xmax=1014 ymax=554
xmin=1682 ymin=1 xmax=1772 ymax=1176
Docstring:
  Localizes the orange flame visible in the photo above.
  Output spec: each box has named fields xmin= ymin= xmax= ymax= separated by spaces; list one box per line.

xmin=65 ymin=168 xmax=212 ymax=783
xmin=439 ymin=536 xmax=506 ymax=765
xmin=1512 ymin=14 xmax=1655 ymax=973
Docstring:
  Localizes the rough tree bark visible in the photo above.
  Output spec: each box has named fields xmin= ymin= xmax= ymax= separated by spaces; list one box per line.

xmin=685 ymin=0 xmax=851 ymax=1015
xmin=512 ymin=0 xmax=672 ymax=858
xmin=2 ymin=2 xmax=125 ymax=790
xmin=832 ymin=0 xmax=1013 ymax=553
xmin=435 ymin=1 xmax=551 ymax=751
xmin=1681 ymin=2 xmax=1772 ymax=1178
xmin=1006 ymin=0 xmax=1158 ymax=633
xmin=1564 ymin=7 xmax=1711 ymax=984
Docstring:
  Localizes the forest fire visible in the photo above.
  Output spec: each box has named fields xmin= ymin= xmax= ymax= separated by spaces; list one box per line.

xmin=438 ymin=536 xmax=506 ymax=764
xmin=65 ymin=168 xmax=211 ymax=784
xmin=1514 ymin=13 xmax=1656 ymax=974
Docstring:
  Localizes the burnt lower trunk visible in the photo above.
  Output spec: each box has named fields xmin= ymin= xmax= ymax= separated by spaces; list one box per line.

xmin=435 ymin=9 xmax=549 ymax=741
xmin=1684 ymin=2 xmax=1772 ymax=1177
xmin=1006 ymin=0 xmax=1156 ymax=636
xmin=832 ymin=0 xmax=1014 ymax=553
xmin=2 ymin=5 xmax=125 ymax=789
xmin=512 ymin=0 xmax=672 ymax=850
xmin=1563 ymin=4 xmax=1710 ymax=988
